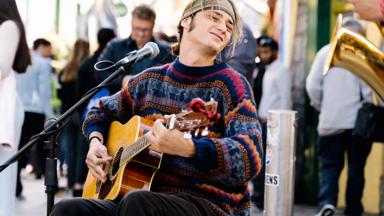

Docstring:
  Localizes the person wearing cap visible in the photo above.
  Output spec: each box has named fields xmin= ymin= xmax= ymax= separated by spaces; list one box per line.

xmin=50 ymin=0 xmax=262 ymax=216
xmin=253 ymin=35 xmax=292 ymax=122
xmin=250 ymin=35 xmax=292 ymax=210
xmin=306 ymin=18 xmax=373 ymax=216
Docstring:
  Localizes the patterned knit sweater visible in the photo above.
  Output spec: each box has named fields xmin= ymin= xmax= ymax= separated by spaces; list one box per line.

xmin=83 ymin=58 xmax=263 ymax=216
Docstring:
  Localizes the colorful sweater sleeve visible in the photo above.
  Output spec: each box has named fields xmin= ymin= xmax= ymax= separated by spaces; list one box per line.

xmin=192 ymin=80 xmax=263 ymax=186
xmin=82 ymin=83 xmax=133 ymax=140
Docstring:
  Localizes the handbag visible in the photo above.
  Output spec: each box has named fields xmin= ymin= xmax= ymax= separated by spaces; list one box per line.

xmin=353 ymin=91 xmax=384 ymax=142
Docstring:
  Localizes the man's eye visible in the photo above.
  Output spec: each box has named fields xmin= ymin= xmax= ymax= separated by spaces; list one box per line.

xmin=211 ymin=15 xmax=218 ymax=21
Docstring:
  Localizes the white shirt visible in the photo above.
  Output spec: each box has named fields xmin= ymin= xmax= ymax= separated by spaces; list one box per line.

xmin=306 ymin=44 xmax=372 ymax=135
xmin=257 ymin=60 xmax=293 ymax=120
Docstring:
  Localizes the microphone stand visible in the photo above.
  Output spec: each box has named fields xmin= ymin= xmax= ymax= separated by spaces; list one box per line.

xmin=0 ymin=63 xmax=130 ymax=216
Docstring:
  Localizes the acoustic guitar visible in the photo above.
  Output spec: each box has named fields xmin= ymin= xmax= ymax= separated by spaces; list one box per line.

xmin=82 ymin=98 xmax=219 ymax=200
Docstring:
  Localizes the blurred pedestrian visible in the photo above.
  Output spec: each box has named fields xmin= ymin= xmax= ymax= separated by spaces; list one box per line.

xmin=217 ymin=22 xmax=257 ymax=83
xmin=255 ymin=36 xmax=292 ymax=121
xmin=97 ymin=4 xmax=174 ymax=92
xmin=0 ymin=0 xmax=31 ymax=215
xmin=251 ymin=35 xmax=292 ymax=210
xmin=306 ymin=18 xmax=372 ymax=216
xmin=77 ymin=28 xmax=116 ymax=114
xmin=15 ymin=38 xmax=53 ymax=198
xmin=71 ymin=29 xmax=115 ymax=197
xmin=58 ymin=39 xmax=90 ymax=195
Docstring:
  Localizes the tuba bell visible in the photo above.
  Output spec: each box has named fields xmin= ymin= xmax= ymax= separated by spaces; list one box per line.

xmin=324 ymin=14 xmax=384 ymax=101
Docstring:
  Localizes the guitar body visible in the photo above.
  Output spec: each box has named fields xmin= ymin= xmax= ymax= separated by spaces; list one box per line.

xmin=82 ymin=98 xmax=218 ymax=201
xmin=82 ymin=116 xmax=162 ymax=200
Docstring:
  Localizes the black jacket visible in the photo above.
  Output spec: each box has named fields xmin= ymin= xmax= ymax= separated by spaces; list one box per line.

xmin=97 ymin=37 xmax=174 ymax=93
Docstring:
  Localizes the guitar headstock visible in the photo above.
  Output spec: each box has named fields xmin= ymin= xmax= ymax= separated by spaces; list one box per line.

xmin=164 ymin=98 xmax=220 ymax=138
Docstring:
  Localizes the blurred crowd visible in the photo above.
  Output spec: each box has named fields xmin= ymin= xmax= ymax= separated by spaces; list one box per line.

xmin=0 ymin=0 xmax=383 ymax=216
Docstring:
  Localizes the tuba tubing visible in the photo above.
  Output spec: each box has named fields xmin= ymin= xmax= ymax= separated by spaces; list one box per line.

xmin=324 ymin=15 xmax=384 ymax=101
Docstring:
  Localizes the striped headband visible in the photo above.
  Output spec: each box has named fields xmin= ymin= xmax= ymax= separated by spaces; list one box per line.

xmin=181 ymin=0 xmax=236 ymax=23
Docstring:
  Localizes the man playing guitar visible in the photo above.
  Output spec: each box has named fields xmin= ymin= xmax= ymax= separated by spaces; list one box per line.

xmin=50 ymin=0 xmax=263 ymax=215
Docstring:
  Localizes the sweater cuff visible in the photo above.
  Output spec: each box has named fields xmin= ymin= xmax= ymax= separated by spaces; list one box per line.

xmin=83 ymin=121 xmax=108 ymax=142
xmin=191 ymin=137 xmax=217 ymax=170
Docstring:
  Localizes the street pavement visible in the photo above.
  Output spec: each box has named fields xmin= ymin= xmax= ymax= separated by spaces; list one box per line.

xmin=15 ymin=171 xmax=377 ymax=216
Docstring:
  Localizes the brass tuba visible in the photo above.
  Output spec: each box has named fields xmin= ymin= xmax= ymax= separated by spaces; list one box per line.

xmin=324 ymin=15 xmax=384 ymax=101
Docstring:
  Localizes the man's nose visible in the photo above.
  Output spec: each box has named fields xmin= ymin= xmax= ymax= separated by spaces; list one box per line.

xmin=215 ymin=21 xmax=227 ymax=33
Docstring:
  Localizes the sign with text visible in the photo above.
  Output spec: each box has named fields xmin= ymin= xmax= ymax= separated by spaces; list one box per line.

xmin=265 ymin=173 xmax=280 ymax=187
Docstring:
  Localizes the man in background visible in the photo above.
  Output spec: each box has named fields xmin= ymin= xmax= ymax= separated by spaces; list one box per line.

xmin=97 ymin=5 xmax=174 ymax=93
xmin=306 ymin=18 xmax=372 ymax=216
xmin=251 ymin=35 xmax=292 ymax=210
xmin=15 ymin=38 xmax=52 ymax=197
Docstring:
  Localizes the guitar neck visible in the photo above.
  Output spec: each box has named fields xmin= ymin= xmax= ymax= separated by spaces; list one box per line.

xmin=117 ymin=115 xmax=172 ymax=166
xmin=119 ymin=136 xmax=151 ymax=166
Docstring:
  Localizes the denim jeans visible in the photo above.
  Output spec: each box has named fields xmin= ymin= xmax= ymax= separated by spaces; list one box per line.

xmin=16 ymin=112 xmax=46 ymax=196
xmin=317 ymin=130 xmax=372 ymax=216
xmin=59 ymin=113 xmax=88 ymax=187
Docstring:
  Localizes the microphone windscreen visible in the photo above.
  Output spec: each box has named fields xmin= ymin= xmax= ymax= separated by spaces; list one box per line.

xmin=145 ymin=42 xmax=160 ymax=59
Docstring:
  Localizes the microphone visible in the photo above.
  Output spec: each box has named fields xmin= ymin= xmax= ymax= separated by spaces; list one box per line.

xmin=115 ymin=42 xmax=160 ymax=67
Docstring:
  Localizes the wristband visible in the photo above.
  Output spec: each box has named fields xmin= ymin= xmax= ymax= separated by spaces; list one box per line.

xmin=89 ymin=136 xmax=102 ymax=144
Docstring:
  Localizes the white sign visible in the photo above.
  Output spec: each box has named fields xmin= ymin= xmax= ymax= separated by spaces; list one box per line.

xmin=265 ymin=173 xmax=279 ymax=187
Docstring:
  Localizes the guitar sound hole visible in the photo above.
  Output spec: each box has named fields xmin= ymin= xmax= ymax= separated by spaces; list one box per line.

xmin=111 ymin=148 xmax=123 ymax=177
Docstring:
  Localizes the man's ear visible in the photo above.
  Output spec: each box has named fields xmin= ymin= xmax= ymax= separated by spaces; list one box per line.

xmin=180 ymin=17 xmax=192 ymax=29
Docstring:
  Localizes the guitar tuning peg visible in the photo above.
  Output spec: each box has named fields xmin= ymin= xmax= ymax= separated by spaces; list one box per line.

xmin=202 ymin=127 xmax=209 ymax=136
xmin=184 ymin=131 xmax=192 ymax=139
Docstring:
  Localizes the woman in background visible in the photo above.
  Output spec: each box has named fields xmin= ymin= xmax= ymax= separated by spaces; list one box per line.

xmin=58 ymin=39 xmax=90 ymax=196
xmin=0 ymin=0 xmax=31 ymax=215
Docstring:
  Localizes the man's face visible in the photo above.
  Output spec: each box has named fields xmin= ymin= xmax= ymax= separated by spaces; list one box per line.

xmin=39 ymin=45 xmax=52 ymax=58
xmin=131 ymin=17 xmax=154 ymax=46
xmin=258 ymin=46 xmax=276 ymax=64
xmin=182 ymin=9 xmax=234 ymax=54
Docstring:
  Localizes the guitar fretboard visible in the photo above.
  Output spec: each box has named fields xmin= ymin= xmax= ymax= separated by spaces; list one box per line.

xmin=119 ymin=137 xmax=151 ymax=166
